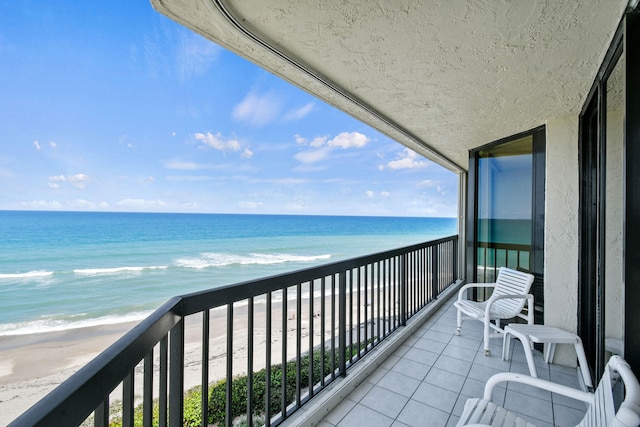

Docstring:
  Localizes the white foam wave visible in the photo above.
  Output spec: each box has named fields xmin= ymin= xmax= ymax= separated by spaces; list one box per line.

xmin=0 ymin=270 xmax=54 ymax=280
xmin=175 ymin=252 xmax=331 ymax=269
xmin=0 ymin=311 xmax=153 ymax=336
xmin=74 ymin=265 xmax=168 ymax=275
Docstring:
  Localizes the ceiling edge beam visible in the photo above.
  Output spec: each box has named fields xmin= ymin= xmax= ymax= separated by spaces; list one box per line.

xmin=203 ymin=0 xmax=465 ymax=173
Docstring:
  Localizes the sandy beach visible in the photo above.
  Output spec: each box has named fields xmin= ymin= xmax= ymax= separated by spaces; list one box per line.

xmin=0 ymin=322 xmax=139 ymax=425
xmin=0 ymin=292 xmax=344 ymax=426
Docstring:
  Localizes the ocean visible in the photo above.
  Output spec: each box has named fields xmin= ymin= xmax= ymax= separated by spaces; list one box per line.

xmin=0 ymin=211 xmax=457 ymax=336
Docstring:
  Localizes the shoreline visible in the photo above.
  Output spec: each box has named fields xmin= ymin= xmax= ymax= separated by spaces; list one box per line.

xmin=0 ymin=295 xmax=326 ymax=426
xmin=0 ymin=321 xmax=140 ymax=425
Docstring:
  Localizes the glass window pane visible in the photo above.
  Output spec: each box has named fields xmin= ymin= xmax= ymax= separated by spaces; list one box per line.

xmin=476 ymin=136 xmax=533 ymax=285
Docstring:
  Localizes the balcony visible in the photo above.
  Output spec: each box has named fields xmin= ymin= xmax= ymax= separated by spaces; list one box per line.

xmin=8 ymin=235 xmax=585 ymax=427
xmin=300 ymin=299 xmax=585 ymax=427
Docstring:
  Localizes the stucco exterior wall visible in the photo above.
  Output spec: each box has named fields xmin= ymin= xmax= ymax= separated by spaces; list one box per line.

xmin=544 ymin=115 xmax=580 ymax=366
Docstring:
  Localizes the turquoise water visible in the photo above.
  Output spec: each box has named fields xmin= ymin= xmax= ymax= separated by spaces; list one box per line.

xmin=0 ymin=211 xmax=457 ymax=335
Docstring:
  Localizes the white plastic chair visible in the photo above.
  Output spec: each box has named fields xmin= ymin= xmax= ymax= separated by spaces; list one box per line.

xmin=454 ymin=267 xmax=534 ymax=356
xmin=457 ymin=355 xmax=640 ymax=426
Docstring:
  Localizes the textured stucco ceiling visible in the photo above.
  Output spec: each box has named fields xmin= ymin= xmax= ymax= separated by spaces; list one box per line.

xmin=150 ymin=0 xmax=628 ymax=172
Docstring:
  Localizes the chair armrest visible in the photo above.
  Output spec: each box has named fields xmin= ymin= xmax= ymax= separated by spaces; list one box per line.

xmin=483 ymin=372 xmax=594 ymax=403
xmin=457 ymin=282 xmax=496 ymax=301
xmin=485 ymin=294 xmax=534 ymax=321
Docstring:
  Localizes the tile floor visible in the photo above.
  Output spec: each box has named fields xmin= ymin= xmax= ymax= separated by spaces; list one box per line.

xmin=318 ymin=301 xmax=588 ymax=427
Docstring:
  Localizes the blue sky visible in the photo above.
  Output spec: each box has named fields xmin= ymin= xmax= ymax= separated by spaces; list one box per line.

xmin=0 ymin=1 xmax=458 ymax=217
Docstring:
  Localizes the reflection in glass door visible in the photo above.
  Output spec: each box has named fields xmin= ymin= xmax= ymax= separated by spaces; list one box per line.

xmin=468 ymin=128 xmax=545 ymax=320
xmin=477 ymin=136 xmax=533 ymax=287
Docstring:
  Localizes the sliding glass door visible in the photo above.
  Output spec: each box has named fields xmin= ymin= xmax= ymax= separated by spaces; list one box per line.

xmin=467 ymin=127 xmax=545 ymax=322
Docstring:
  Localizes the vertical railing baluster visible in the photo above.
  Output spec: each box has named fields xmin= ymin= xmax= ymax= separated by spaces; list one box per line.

xmin=94 ymin=396 xmax=109 ymax=427
xmin=382 ymin=259 xmax=387 ymax=337
xmin=348 ymin=269 xmax=353 ymax=362
xmin=309 ymin=280 xmax=314 ymax=396
xmin=296 ymin=283 xmax=302 ymax=406
xmin=356 ymin=267 xmax=361 ymax=357
xmin=376 ymin=260 xmax=385 ymax=341
xmin=202 ymin=311 xmax=209 ymax=427
xmin=432 ymin=243 xmax=439 ymax=300
xmin=330 ymin=275 xmax=336 ymax=378
xmin=247 ymin=297 xmax=254 ymax=427
xmin=266 ymin=292 xmax=272 ymax=427
xmin=159 ymin=336 xmax=168 ymax=427
xmin=454 ymin=236 xmax=459 ymax=282
xmin=169 ymin=319 xmax=184 ymax=427
xmin=320 ymin=277 xmax=326 ymax=386
xmin=338 ymin=271 xmax=347 ymax=377
xmin=144 ymin=350 xmax=154 ymax=427
xmin=281 ymin=288 xmax=288 ymax=416
xmin=363 ymin=265 xmax=368 ymax=350
xmin=226 ymin=304 xmax=233 ymax=427
xmin=123 ymin=370 xmax=134 ymax=427
xmin=400 ymin=254 xmax=406 ymax=326
xmin=390 ymin=257 xmax=395 ymax=331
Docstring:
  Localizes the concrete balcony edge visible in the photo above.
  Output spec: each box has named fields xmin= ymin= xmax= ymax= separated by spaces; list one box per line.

xmin=282 ymin=279 xmax=465 ymax=427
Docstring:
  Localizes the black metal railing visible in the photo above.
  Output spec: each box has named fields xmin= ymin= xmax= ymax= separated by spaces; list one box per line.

xmin=10 ymin=235 xmax=458 ymax=427
xmin=476 ymin=241 xmax=530 ymax=283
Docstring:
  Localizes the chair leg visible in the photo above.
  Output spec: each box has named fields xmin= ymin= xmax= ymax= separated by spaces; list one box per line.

xmin=484 ymin=320 xmax=491 ymax=356
xmin=456 ymin=309 xmax=462 ymax=335
xmin=502 ymin=331 xmax=512 ymax=361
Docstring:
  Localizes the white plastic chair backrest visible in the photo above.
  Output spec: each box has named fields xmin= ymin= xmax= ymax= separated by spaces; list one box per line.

xmin=578 ymin=355 xmax=640 ymax=427
xmin=489 ymin=267 xmax=534 ymax=316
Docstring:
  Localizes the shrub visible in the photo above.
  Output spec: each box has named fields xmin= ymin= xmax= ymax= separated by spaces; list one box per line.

xmin=109 ymin=342 xmax=369 ymax=427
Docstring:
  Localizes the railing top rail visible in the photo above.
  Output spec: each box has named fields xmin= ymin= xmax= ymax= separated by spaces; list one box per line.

xmin=476 ymin=241 xmax=530 ymax=251
xmin=9 ymin=235 xmax=458 ymax=427
xmin=179 ymin=235 xmax=458 ymax=315
xmin=10 ymin=297 xmax=183 ymax=427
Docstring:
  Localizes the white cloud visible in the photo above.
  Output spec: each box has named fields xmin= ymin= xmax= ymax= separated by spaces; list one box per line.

xmin=194 ymin=132 xmax=241 ymax=152
xmin=116 ymin=198 xmax=167 ymax=208
xmin=285 ymin=201 xmax=306 ymax=211
xmin=33 ymin=140 xmax=41 ymax=151
xmin=48 ymin=173 xmax=90 ymax=189
xmin=310 ymin=136 xmax=328 ymax=147
xmin=242 ymin=148 xmax=253 ymax=158
xmin=294 ymin=146 xmax=331 ymax=163
xmin=165 ymin=175 xmax=214 ymax=182
xmin=293 ymin=131 xmax=369 ymax=165
xmin=380 ymin=148 xmax=428 ymax=170
xmin=365 ymin=190 xmax=391 ymax=198
xmin=328 ymin=132 xmax=369 ymax=149
xmin=21 ymin=200 xmax=63 ymax=209
xmin=68 ymin=199 xmax=96 ymax=209
xmin=239 ymin=201 xmax=263 ymax=209
xmin=176 ymin=31 xmax=221 ymax=83
xmin=164 ymin=160 xmax=200 ymax=170
xmin=49 ymin=141 xmax=57 ymax=148
xmin=417 ymin=179 xmax=437 ymax=188
xmin=232 ymin=92 xmax=282 ymax=127
xmin=282 ymin=102 xmax=314 ymax=122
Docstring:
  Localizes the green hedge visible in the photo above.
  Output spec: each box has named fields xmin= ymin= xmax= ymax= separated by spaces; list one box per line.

xmin=109 ymin=343 xmax=368 ymax=427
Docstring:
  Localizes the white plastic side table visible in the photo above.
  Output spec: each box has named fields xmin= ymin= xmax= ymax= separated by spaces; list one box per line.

xmin=502 ymin=324 xmax=593 ymax=389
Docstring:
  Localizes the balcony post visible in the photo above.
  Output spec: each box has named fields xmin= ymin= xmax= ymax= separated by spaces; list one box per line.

xmin=169 ymin=318 xmax=184 ymax=427
xmin=338 ymin=271 xmax=347 ymax=376
xmin=432 ymin=245 xmax=439 ymax=300
xmin=400 ymin=254 xmax=407 ymax=326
